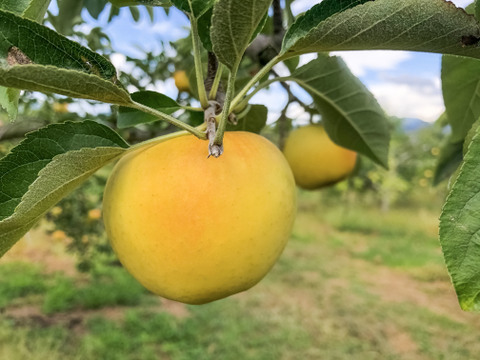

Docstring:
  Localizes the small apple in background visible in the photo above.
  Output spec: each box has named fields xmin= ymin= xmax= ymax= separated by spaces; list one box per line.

xmin=173 ymin=70 xmax=190 ymax=93
xmin=283 ymin=125 xmax=357 ymax=190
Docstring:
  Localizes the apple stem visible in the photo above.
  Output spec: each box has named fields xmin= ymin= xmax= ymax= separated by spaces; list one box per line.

xmin=205 ymin=101 xmax=223 ymax=157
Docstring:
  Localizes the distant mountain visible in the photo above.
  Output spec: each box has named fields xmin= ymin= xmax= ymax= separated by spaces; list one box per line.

xmin=401 ymin=118 xmax=431 ymax=132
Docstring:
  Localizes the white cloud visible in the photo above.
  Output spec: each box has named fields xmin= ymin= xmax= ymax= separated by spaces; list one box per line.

xmin=145 ymin=78 xmax=179 ymax=99
xmin=298 ymin=54 xmax=317 ymax=67
xmin=291 ymin=0 xmax=321 ymax=15
xmin=109 ymin=53 xmax=138 ymax=75
xmin=286 ymin=103 xmax=314 ymax=126
xmin=250 ymin=83 xmax=289 ymax=123
xmin=450 ymin=0 xmax=472 ymax=8
xmin=68 ymin=101 xmax=111 ymax=117
xmin=333 ymin=51 xmax=412 ymax=77
xmin=149 ymin=21 xmax=189 ymax=40
xmin=368 ymin=81 xmax=444 ymax=123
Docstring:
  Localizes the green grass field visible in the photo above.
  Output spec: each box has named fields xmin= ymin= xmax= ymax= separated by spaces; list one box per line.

xmin=1 ymin=190 xmax=479 ymax=360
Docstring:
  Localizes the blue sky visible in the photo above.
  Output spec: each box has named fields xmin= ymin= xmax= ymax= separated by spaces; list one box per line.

xmin=72 ymin=0 xmax=473 ymax=123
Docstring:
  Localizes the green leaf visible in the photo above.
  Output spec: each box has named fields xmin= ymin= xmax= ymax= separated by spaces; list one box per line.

xmin=282 ymin=0 xmax=371 ymax=53
xmin=433 ymin=138 xmax=463 ymax=185
xmin=22 ymin=0 xmax=51 ymax=22
xmin=0 ymin=10 xmax=117 ymax=82
xmin=0 ymin=85 xmax=19 ymax=121
xmin=227 ymin=104 xmax=267 ymax=133
xmin=0 ymin=4 xmax=129 ymax=104
xmin=198 ymin=7 xmax=213 ymax=51
xmin=288 ymin=55 xmax=390 ymax=168
xmin=281 ymin=0 xmax=480 ymax=61
xmin=118 ymin=91 xmax=180 ymax=128
xmin=48 ymin=0 xmax=84 ymax=36
xmin=198 ymin=6 xmax=268 ymax=53
xmin=439 ymin=124 xmax=480 ymax=312
xmin=129 ymin=6 xmax=140 ymax=21
xmin=0 ymin=0 xmax=50 ymax=120
xmin=476 ymin=0 xmax=480 ymax=20
xmin=109 ymin=0 xmax=171 ymax=7
xmin=0 ymin=65 xmax=132 ymax=105
xmin=175 ymin=109 xmax=204 ymax=127
xmin=211 ymin=0 xmax=272 ymax=70
xmin=442 ymin=55 xmax=480 ymax=143
xmin=0 ymin=0 xmax=32 ymax=14
xmin=283 ymin=56 xmax=299 ymax=73
xmin=84 ymin=0 xmax=108 ymax=19
xmin=0 ymin=120 xmax=129 ymax=257
xmin=171 ymin=0 xmax=214 ymax=18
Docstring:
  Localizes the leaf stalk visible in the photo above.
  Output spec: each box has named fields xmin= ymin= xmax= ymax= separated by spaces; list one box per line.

xmin=129 ymin=101 xmax=207 ymax=139
xmin=213 ymin=67 xmax=238 ymax=151
xmin=190 ymin=16 xmax=209 ymax=109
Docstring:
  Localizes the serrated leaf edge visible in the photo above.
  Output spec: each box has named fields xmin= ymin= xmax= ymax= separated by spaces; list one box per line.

xmin=439 ymin=125 xmax=480 ymax=311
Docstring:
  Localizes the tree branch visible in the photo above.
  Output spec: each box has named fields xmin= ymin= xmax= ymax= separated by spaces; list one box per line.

xmin=205 ymin=52 xmax=218 ymax=94
xmin=245 ymin=0 xmax=285 ymax=65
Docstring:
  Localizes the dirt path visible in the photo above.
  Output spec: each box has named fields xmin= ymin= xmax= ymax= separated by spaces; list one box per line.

xmin=357 ymin=260 xmax=478 ymax=326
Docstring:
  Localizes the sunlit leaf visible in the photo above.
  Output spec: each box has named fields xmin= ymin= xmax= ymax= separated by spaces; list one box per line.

xmin=0 ymin=10 xmax=117 ymax=82
xmin=440 ymin=125 xmax=480 ymax=312
xmin=211 ymin=0 xmax=272 ymax=70
xmin=281 ymin=0 xmax=480 ymax=61
xmin=0 ymin=121 xmax=129 ymax=257
xmin=0 ymin=0 xmax=51 ymax=120
xmin=0 ymin=65 xmax=131 ymax=105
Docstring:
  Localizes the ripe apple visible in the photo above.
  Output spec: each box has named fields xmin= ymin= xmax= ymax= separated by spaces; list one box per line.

xmin=283 ymin=125 xmax=357 ymax=190
xmin=102 ymin=132 xmax=297 ymax=304
xmin=87 ymin=208 xmax=102 ymax=221
xmin=173 ymin=70 xmax=190 ymax=93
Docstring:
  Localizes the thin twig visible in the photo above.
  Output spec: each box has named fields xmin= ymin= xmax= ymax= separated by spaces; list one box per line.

xmin=270 ymin=69 xmax=312 ymax=112
xmin=205 ymin=52 xmax=218 ymax=94
xmin=278 ymin=106 xmax=289 ymax=151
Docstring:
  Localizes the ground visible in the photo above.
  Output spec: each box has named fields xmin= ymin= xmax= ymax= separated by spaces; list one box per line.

xmin=0 ymin=189 xmax=479 ymax=360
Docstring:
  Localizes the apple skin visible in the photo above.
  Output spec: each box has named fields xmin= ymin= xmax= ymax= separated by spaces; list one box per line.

xmin=102 ymin=132 xmax=297 ymax=304
xmin=173 ymin=70 xmax=190 ymax=93
xmin=283 ymin=125 xmax=357 ymax=190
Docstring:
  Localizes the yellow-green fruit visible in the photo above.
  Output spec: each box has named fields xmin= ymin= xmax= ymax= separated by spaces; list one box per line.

xmin=103 ymin=132 xmax=297 ymax=304
xmin=283 ymin=125 xmax=357 ymax=190
xmin=173 ymin=70 xmax=190 ymax=92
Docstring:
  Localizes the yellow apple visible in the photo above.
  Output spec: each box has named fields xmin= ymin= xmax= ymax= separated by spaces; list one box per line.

xmin=173 ymin=70 xmax=190 ymax=93
xmin=53 ymin=102 xmax=69 ymax=113
xmin=103 ymin=131 xmax=297 ymax=304
xmin=87 ymin=208 xmax=102 ymax=221
xmin=51 ymin=230 xmax=67 ymax=242
xmin=283 ymin=125 xmax=357 ymax=190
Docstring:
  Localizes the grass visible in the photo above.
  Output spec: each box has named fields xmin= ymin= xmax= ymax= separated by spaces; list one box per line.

xmin=0 ymin=262 xmax=46 ymax=307
xmin=1 ymin=189 xmax=480 ymax=359
xmin=42 ymin=267 xmax=146 ymax=314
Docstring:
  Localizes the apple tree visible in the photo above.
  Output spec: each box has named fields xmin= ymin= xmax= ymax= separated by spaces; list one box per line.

xmin=1 ymin=0 xmax=480 ymax=306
